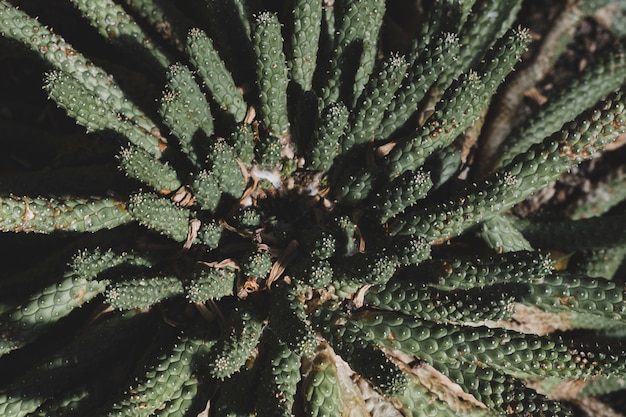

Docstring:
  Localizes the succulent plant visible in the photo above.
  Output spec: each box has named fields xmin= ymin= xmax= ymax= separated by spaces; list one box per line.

xmin=2 ymin=0 xmax=626 ymax=416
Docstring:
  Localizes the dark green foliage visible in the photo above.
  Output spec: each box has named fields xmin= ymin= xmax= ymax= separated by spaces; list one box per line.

xmin=2 ymin=1 xmax=626 ymax=416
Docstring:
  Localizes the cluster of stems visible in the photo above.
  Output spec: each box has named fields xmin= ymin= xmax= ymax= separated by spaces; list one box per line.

xmin=1 ymin=1 xmax=626 ymax=416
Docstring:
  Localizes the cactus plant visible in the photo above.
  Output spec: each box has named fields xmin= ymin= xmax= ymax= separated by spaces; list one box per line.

xmin=2 ymin=1 xmax=626 ymax=416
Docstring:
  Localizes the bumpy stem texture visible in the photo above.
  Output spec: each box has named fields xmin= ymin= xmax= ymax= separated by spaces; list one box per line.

xmin=0 ymin=195 xmax=131 ymax=233
xmin=390 ymin=89 xmax=626 ymax=240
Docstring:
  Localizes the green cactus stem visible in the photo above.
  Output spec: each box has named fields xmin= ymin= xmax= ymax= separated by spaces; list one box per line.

xmin=410 ymin=250 xmax=553 ymax=291
xmin=519 ymin=273 xmax=626 ymax=327
xmin=477 ymin=0 xmax=609 ymax=172
xmin=2 ymin=1 xmax=626 ymax=415
xmin=0 ymin=310 xmax=157 ymax=417
xmin=340 ymin=52 xmax=409 ymax=152
xmin=127 ymin=192 xmax=191 ymax=242
xmin=302 ymin=346 xmax=343 ymax=417
xmin=307 ymin=102 xmax=348 ymax=172
xmin=384 ymin=27 xmax=531 ymax=180
xmin=121 ymin=0 xmax=194 ymax=51
xmin=269 ymin=281 xmax=316 ymax=357
xmin=206 ymin=302 xmax=263 ymax=380
xmin=390 ymin=89 xmax=626 ymax=241
xmin=0 ymin=1 xmax=164 ymax=136
xmin=117 ymin=146 xmax=182 ymax=193
xmin=255 ymin=334 xmax=302 ymax=417
xmin=320 ymin=0 xmax=386 ymax=107
xmin=0 ymin=195 xmax=131 ymax=234
xmin=495 ymin=51 xmax=626 ymax=170
xmin=252 ymin=11 xmax=290 ymax=137
xmin=514 ymin=213 xmax=626 ymax=252
xmin=0 ymin=271 xmax=107 ymax=356
xmin=185 ymin=27 xmax=247 ymax=123
xmin=159 ymin=62 xmax=214 ymax=167
xmin=100 ymin=332 xmax=212 ymax=417
xmin=68 ymin=0 xmax=171 ymax=72
xmin=105 ymin=274 xmax=185 ymax=310
xmin=185 ymin=263 xmax=236 ymax=302
xmin=477 ymin=214 xmax=535 ymax=253
xmin=376 ymin=32 xmax=460 ymax=140
xmin=288 ymin=0 xmax=322 ymax=92
xmin=44 ymin=70 xmax=164 ymax=156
